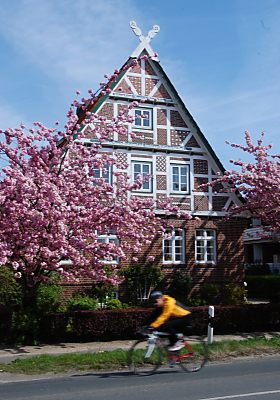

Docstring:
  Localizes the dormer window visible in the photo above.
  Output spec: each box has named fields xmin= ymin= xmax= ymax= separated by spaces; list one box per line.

xmin=134 ymin=108 xmax=153 ymax=129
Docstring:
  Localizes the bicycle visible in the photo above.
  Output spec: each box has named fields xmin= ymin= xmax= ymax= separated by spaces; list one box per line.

xmin=127 ymin=328 xmax=208 ymax=376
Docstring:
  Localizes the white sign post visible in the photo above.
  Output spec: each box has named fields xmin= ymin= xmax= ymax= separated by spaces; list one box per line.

xmin=207 ymin=305 xmax=215 ymax=344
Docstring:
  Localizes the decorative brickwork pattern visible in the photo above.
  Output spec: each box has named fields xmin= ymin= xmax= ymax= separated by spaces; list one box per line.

xmin=172 ymin=197 xmax=191 ymax=210
xmin=194 ymin=177 xmax=209 ymax=192
xmin=98 ymin=103 xmax=114 ymax=120
xmin=156 ymin=175 xmax=167 ymax=190
xmin=153 ymin=84 xmax=172 ymax=99
xmin=212 ymin=196 xmax=229 ymax=211
xmin=145 ymin=78 xmax=159 ymax=96
xmin=157 ymin=128 xmax=167 ymax=145
xmin=156 ymin=156 xmax=166 ymax=172
xmin=170 ymin=110 xmax=188 ymax=128
xmin=131 ymin=154 xmax=152 ymax=159
xmin=194 ymin=159 xmax=208 ymax=174
xmin=116 ymin=153 xmax=128 ymax=168
xmin=170 ymin=157 xmax=190 ymax=162
xmin=115 ymin=79 xmax=133 ymax=95
xmin=131 ymin=131 xmax=153 ymax=144
xmin=129 ymin=76 xmax=141 ymax=95
xmin=145 ymin=61 xmax=157 ymax=76
xmin=157 ymin=108 xmax=167 ymax=125
xmin=170 ymin=129 xmax=189 ymax=146
xmin=194 ymin=195 xmax=209 ymax=211
xmin=156 ymin=193 xmax=167 ymax=202
xmin=186 ymin=135 xmax=200 ymax=148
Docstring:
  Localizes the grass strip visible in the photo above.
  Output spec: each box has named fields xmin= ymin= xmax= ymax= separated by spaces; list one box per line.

xmin=0 ymin=336 xmax=279 ymax=375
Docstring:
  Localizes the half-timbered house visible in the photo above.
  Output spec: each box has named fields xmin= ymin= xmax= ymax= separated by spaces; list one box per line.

xmin=64 ymin=22 xmax=249 ymax=299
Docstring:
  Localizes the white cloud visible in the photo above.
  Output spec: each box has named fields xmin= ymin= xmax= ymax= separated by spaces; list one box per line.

xmin=0 ymin=0 xmax=141 ymax=86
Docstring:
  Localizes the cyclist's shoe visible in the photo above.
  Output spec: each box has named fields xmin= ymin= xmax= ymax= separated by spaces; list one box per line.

xmin=168 ymin=340 xmax=184 ymax=351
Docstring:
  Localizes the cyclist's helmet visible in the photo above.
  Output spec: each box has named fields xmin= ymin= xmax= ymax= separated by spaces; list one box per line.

xmin=150 ymin=291 xmax=163 ymax=300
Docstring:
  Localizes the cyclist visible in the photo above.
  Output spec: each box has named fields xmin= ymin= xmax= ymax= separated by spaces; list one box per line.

xmin=147 ymin=291 xmax=191 ymax=351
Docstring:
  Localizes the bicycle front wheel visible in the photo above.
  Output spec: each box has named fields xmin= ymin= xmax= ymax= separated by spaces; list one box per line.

xmin=127 ymin=339 xmax=163 ymax=375
xmin=178 ymin=337 xmax=208 ymax=372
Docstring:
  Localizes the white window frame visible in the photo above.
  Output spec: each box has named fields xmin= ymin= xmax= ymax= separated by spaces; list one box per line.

xmin=97 ymin=231 xmax=119 ymax=264
xmin=93 ymin=164 xmax=112 ymax=185
xmin=195 ymin=229 xmax=216 ymax=264
xmin=163 ymin=228 xmax=185 ymax=264
xmin=133 ymin=108 xmax=153 ymax=130
xmin=171 ymin=164 xmax=190 ymax=194
xmin=132 ymin=161 xmax=153 ymax=192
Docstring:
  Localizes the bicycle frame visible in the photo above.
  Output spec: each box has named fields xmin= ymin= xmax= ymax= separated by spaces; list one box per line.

xmin=144 ymin=330 xmax=194 ymax=361
xmin=128 ymin=329 xmax=207 ymax=375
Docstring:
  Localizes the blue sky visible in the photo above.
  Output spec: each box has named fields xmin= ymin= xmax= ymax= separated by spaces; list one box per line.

xmin=0 ymin=0 xmax=279 ymax=169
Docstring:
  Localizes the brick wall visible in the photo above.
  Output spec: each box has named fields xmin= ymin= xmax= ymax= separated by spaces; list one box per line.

xmin=212 ymin=196 xmax=229 ymax=211
xmin=129 ymin=76 xmax=141 ymax=95
xmin=157 ymin=108 xmax=167 ymax=125
xmin=194 ymin=159 xmax=208 ymax=174
xmin=145 ymin=78 xmax=158 ymax=96
xmin=157 ymin=128 xmax=168 ymax=145
xmin=98 ymin=103 xmax=114 ymax=119
xmin=170 ymin=110 xmax=188 ymax=128
xmin=154 ymin=84 xmax=171 ymax=99
xmin=60 ymin=217 xmax=248 ymax=299
xmin=170 ymin=129 xmax=189 ymax=146
xmin=186 ymin=135 xmax=200 ymax=148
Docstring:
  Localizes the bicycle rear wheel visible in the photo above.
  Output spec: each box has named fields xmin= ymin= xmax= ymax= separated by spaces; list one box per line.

xmin=178 ymin=336 xmax=208 ymax=372
xmin=127 ymin=339 xmax=163 ymax=375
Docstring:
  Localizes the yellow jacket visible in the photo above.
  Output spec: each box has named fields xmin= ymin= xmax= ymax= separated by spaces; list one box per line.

xmin=150 ymin=295 xmax=191 ymax=328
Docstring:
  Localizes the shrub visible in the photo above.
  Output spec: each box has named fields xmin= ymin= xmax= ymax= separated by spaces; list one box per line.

xmin=199 ymin=283 xmax=221 ymax=304
xmin=246 ymin=275 xmax=280 ymax=302
xmin=91 ymin=280 xmax=118 ymax=306
xmin=105 ymin=299 xmax=125 ymax=309
xmin=11 ymin=309 xmax=41 ymax=344
xmin=122 ymin=264 xmax=163 ymax=305
xmin=66 ymin=296 xmax=98 ymax=311
xmin=0 ymin=265 xmax=23 ymax=309
xmin=36 ymin=283 xmax=64 ymax=314
xmin=222 ymin=283 xmax=247 ymax=305
xmin=245 ymin=263 xmax=271 ymax=276
xmin=187 ymin=296 xmax=207 ymax=306
xmin=199 ymin=282 xmax=246 ymax=305
xmin=0 ymin=304 xmax=12 ymax=342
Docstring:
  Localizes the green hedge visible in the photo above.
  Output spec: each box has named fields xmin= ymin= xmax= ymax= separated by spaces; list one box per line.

xmin=246 ymin=275 xmax=280 ymax=302
xmin=39 ymin=304 xmax=280 ymax=342
xmin=1 ymin=304 xmax=280 ymax=343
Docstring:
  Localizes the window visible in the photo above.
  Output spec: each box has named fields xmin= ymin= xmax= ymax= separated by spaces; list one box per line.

xmin=163 ymin=228 xmax=185 ymax=264
xmin=171 ymin=164 xmax=190 ymax=194
xmin=195 ymin=229 xmax=216 ymax=264
xmin=97 ymin=231 xmax=119 ymax=264
xmin=93 ymin=164 xmax=112 ymax=184
xmin=134 ymin=108 xmax=153 ymax=129
xmin=132 ymin=161 xmax=152 ymax=192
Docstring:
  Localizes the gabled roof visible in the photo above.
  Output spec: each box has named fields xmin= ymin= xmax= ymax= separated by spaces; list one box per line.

xmin=74 ymin=23 xmax=225 ymax=174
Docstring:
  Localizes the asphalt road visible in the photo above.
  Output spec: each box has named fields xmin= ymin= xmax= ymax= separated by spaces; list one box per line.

xmin=0 ymin=357 xmax=280 ymax=400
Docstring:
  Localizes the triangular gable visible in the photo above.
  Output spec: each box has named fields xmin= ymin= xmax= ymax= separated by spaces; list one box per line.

xmin=77 ymin=48 xmax=225 ymax=175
